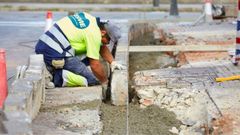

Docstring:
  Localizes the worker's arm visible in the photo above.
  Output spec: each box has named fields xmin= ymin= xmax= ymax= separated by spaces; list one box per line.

xmin=100 ymin=45 xmax=114 ymax=64
xmin=100 ymin=45 xmax=126 ymax=71
xmin=89 ymin=58 xmax=108 ymax=84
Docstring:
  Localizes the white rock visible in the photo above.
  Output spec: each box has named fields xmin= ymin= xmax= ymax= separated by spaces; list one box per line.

xmin=161 ymin=96 xmax=172 ymax=105
xmin=156 ymin=93 xmax=165 ymax=101
xmin=180 ymin=125 xmax=187 ymax=130
xmin=154 ymin=88 xmax=169 ymax=95
xmin=169 ymin=127 xmax=179 ymax=134
xmin=170 ymin=98 xmax=178 ymax=107
xmin=140 ymin=104 xmax=147 ymax=109
xmin=176 ymin=105 xmax=185 ymax=110
xmin=137 ymin=88 xmax=155 ymax=100
xmin=184 ymin=98 xmax=193 ymax=106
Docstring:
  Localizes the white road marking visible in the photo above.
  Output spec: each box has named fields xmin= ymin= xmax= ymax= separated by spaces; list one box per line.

xmin=0 ymin=21 xmax=46 ymax=27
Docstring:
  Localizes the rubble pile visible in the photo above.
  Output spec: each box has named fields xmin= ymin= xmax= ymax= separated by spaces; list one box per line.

xmin=133 ymin=67 xmax=218 ymax=134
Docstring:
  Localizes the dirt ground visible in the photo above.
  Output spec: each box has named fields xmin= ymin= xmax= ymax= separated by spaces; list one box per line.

xmin=101 ymin=103 xmax=181 ymax=135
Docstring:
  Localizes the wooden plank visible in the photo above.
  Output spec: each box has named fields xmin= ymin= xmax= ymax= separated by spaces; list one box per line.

xmin=129 ymin=45 xmax=235 ymax=52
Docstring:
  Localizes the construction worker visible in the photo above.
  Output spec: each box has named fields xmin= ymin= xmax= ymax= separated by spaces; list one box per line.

xmin=35 ymin=12 xmax=125 ymax=97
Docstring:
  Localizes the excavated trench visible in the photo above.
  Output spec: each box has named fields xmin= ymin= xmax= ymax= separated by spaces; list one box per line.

xmin=102 ymin=22 xmax=235 ymax=134
xmin=101 ymin=23 xmax=181 ymax=135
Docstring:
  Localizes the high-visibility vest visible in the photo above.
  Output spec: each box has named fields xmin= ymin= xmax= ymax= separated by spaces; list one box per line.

xmin=57 ymin=12 xmax=102 ymax=60
xmin=36 ymin=12 xmax=101 ymax=68
xmin=39 ymin=24 xmax=75 ymax=57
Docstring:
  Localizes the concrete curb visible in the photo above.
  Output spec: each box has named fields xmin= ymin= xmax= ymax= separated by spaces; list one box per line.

xmin=2 ymin=54 xmax=45 ymax=134
xmin=110 ymin=25 xmax=129 ymax=106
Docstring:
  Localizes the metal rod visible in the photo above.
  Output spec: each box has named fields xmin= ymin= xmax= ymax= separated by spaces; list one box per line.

xmin=170 ymin=0 xmax=179 ymax=16
xmin=205 ymin=89 xmax=223 ymax=117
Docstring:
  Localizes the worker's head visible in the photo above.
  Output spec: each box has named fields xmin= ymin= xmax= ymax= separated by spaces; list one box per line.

xmin=100 ymin=29 xmax=111 ymax=45
xmin=104 ymin=21 xmax=121 ymax=44
xmin=98 ymin=19 xmax=121 ymax=45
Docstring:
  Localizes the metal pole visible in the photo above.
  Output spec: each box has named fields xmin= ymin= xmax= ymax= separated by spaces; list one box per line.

xmin=170 ymin=0 xmax=179 ymax=16
xmin=153 ymin=0 xmax=159 ymax=7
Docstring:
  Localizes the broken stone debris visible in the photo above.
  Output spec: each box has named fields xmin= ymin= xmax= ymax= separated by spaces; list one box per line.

xmin=133 ymin=69 xmax=214 ymax=135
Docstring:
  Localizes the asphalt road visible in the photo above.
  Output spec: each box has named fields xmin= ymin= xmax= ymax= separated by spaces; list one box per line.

xmin=0 ymin=11 xmax=201 ymax=82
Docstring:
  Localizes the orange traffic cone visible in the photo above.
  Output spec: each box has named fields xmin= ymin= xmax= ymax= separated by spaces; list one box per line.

xmin=0 ymin=49 xmax=7 ymax=108
xmin=204 ymin=0 xmax=213 ymax=22
xmin=44 ymin=11 xmax=53 ymax=32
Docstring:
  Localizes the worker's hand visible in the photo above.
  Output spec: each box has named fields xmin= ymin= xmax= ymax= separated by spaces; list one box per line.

xmin=110 ymin=61 xmax=126 ymax=72
xmin=101 ymin=82 xmax=109 ymax=100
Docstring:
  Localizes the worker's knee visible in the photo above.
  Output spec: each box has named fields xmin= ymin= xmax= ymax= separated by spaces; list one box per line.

xmin=53 ymin=69 xmax=88 ymax=87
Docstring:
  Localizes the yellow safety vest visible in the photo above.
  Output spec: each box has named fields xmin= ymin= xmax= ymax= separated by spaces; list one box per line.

xmin=57 ymin=12 xmax=102 ymax=60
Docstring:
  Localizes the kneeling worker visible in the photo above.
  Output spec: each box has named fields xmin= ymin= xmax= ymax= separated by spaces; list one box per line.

xmin=35 ymin=12 xmax=125 ymax=97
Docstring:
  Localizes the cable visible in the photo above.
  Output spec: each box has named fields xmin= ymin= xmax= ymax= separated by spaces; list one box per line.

xmin=7 ymin=75 xmax=15 ymax=81
xmin=18 ymin=40 xmax=37 ymax=49
xmin=7 ymin=40 xmax=37 ymax=81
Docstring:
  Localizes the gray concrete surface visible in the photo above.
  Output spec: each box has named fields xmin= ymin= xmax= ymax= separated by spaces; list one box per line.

xmin=42 ymin=86 xmax=102 ymax=109
xmin=33 ymin=86 xmax=103 ymax=135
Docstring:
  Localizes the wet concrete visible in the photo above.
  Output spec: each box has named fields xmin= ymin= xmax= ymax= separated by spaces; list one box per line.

xmin=101 ymin=103 xmax=181 ymax=135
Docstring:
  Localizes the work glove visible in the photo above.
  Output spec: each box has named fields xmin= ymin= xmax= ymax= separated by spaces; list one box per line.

xmin=101 ymin=82 xmax=109 ymax=100
xmin=110 ymin=61 xmax=126 ymax=72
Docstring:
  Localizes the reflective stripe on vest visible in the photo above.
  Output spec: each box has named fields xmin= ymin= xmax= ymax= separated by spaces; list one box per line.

xmin=39 ymin=25 xmax=75 ymax=57
xmin=48 ymin=26 xmax=75 ymax=56
xmin=39 ymin=34 xmax=64 ymax=54
xmin=62 ymin=70 xmax=68 ymax=86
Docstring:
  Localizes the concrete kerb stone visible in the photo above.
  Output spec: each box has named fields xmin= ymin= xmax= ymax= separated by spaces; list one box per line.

xmin=2 ymin=54 xmax=45 ymax=134
xmin=24 ymin=75 xmax=43 ymax=119
xmin=110 ymin=25 xmax=129 ymax=106
xmin=26 ymin=54 xmax=46 ymax=104
xmin=111 ymin=70 xmax=128 ymax=105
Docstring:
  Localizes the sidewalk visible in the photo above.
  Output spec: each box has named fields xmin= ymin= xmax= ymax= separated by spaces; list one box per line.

xmin=0 ymin=2 xmax=204 ymax=12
